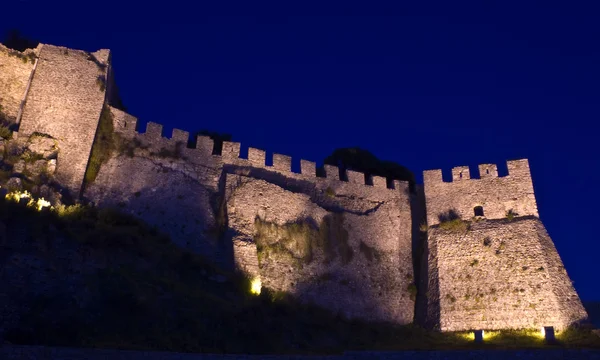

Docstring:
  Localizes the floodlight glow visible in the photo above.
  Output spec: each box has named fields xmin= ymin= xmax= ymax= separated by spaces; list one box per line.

xmin=250 ymin=277 xmax=262 ymax=295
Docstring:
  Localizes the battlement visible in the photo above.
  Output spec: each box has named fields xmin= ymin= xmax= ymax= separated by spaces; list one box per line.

xmin=424 ymin=159 xmax=532 ymax=183
xmin=423 ymin=159 xmax=538 ymax=225
xmin=108 ymin=108 xmax=407 ymax=193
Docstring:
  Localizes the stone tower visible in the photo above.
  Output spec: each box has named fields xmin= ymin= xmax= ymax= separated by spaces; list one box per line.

xmin=422 ymin=159 xmax=588 ymax=331
xmin=17 ymin=44 xmax=109 ymax=196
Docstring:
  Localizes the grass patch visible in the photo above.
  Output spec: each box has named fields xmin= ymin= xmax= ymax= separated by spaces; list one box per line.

xmin=254 ymin=213 xmax=352 ymax=268
xmin=506 ymin=209 xmax=518 ymax=221
xmin=325 ymin=187 xmax=335 ymax=198
xmin=438 ymin=218 xmax=469 ymax=232
xmin=0 ymin=125 xmax=12 ymax=139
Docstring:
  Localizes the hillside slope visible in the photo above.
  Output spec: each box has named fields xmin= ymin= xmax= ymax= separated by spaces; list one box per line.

xmin=0 ymin=195 xmax=598 ymax=354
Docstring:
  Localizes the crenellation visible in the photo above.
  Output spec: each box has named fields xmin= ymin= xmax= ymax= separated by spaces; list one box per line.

xmin=507 ymin=158 xmax=532 ymax=178
xmin=272 ymin=153 xmax=292 ymax=172
xmin=451 ymin=166 xmax=469 ymax=181
xmin=300 ymin=159 xmax=316 ymax=177
xmin=347 ymin=169 xmax=364 ymax=184
xmin=247 ymin=147 xmax=266 ymax=167
xmin=195 ymin=135 xmax=214 ymax=154
xmin=109 ymin=106 xmax=137 ymax=137
xmin=423 ymin=169 xmax=443 ymax=183
xmin=144 ymin=122 xmax=163 ymax=140
xmin=372 ymin=175 xmax=387 ymax=188
xmin=323 ymin=164 xmax=340 ymax=181
xmin=478 ymin=163 xmax=498 ymax=178
xmin=393 ymin=179 xmax=408 ymax=191
xmin=423 ymin=159 xmax=539 ymax=226
xmin=171 ymin=128 xmax=189 ymax=144
xmin=221 ymin=141 xmax=241 ymax=162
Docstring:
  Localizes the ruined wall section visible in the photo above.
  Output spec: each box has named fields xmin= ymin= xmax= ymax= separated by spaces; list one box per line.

xmin=17 ymin=45 xmax=108 ymax=195
xmin=426 ymin=218 xmax=587 ymax=331
xmin=0 ymin=44 xmax=38 ymax=123
xmin=224 ymin=173 xmax=414 ymax=324
xmin=423 ymin=160 xmax=538 ymax=226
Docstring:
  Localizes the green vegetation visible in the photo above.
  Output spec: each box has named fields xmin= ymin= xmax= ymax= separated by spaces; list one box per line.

xmin=506 ymin=209 xmax=518 ymax=221
xmin=325 ymin=186 xmax=335 ymax=198
xmin=0 ymin=125 xmax=12 ymax=139
xmin=254 ymin=213 xmax=352 ymax=268
xmin=0 ymin=105 xmax=14 ymax=139
xmin=439 ymin=218 xmax=469 ymax=233
xmin=84 ymin=105 xmax=116 ymax=184
xmin=470 ymin=259 xmax=479 ymax=267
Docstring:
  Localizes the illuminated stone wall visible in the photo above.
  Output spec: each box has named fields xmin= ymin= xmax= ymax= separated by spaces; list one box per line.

xmin=17 ymin=44 xmax=109 ymax=195
xmin=426 ymin=218 xmax=587 ymax=331
xmin=423 ymin=162 xmax=587 ymax=331
xmin=224 ymin=173 xmax=415 ymax=324
xmin=0 ymin=44 xmax=38 ymax=122
xmin=423 ymin=160 xmax=538 ymax=226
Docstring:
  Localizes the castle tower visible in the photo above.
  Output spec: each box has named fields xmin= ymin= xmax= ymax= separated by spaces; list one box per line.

xmin=17 ymin=44 xmax=109 ymax=196
xmin=422 ymin=159 xmax=587 ymax=331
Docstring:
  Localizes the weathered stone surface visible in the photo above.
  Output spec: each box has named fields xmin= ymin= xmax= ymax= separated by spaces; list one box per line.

xmin=225 ymin=174 xmax=414 ymax=324
xmin=12 ymin=160 xmax=25 ymax=174
xmin=18 ymin=44 xmax=107 ymax=195
xmin=0 ymin=44 xmax=37 ymax=122
xmin=5 ymin=177 xmax=22 ymax=192
xmin=26 ymin=134 xmax=58 ymax=159
xmin=423 ymin=160 xmax=538 ymax=225
xmin=25 ymin=159 xmax=48 ymax=177
xmin=422 ymin=161 xmax=587 ymax=331
xmin=47 ymin=159 xmax=57 ymax=174
xmin=424 ymin=217 xmax=587 ymax=331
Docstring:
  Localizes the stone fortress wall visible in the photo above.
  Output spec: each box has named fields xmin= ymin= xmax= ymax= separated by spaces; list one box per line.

xmin=17 ymin=44 xmax=109 ymax=195
xmin=84 ymin=108 xmax=416 ymax=323
xmin=1 ymin=42 xmax=588 ymax=331
xmin=423 ymin=160 xmax=539 ymax=225
xmin=423 ymin=162 xmax=587 ymax=331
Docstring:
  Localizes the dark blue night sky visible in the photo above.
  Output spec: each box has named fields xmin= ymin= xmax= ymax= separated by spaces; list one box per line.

xmin=3 ymin=2 xmax=598 ymax=300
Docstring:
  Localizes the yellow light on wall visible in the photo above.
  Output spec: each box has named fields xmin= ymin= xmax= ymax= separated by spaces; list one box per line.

xmin=250 ymin=277 xmax=262 ymax=295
